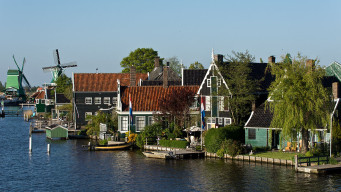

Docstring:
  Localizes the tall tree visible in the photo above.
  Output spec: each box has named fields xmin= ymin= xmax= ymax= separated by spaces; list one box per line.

xmin=120 ymin=48 xmax=163 ymax=73
xmin=189 ymin=61 xmax=204 ymax=69
xmin=55 ymin=74 xmax=72 ymax=100
xmin=218 ymin=50 xmax=259 ymax=125
xmin=164 ymin=56 xmax=185 ymax=75
xmin=267 ymin=53 xmax=331 ymax=153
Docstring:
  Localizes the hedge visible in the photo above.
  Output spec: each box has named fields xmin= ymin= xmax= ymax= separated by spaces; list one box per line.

xmin=159 ymin=140 xmax=189 ymax=149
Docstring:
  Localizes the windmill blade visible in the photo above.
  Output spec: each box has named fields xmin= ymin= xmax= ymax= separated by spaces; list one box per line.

xmin=22 ymin=74 xmax=31 ymax=88
xmin=12 ymin=55 xmax=21 ymax=71
xmin=42 ymin=66 xmax=58 ymax=70
xmin=60 ymin=61 xmax=77 ymax=68
xmin=22 ymin=57 xmax=26 ymax=72
xmin=53 ymin=49 xmax=61 ymax=65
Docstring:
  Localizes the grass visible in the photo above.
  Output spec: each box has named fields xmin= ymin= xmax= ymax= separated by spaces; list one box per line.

xmin=251 ymin=151 xmax=300 ymax=160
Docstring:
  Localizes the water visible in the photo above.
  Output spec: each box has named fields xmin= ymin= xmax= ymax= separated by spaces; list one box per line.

xmin=1 ymin=107 xmax=341 ymax=191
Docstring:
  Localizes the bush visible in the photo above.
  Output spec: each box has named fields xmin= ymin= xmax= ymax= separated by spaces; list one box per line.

xmin=217 ymin=139 xmax=242 ymax=158
xmin=204 ymin=125 xmax=244 ymax=153
xmin=253 ymin=146 xmax=270 ymax=153
xmin=98 ymin=139 xmax=108 ymax=146
xmin=159 ymin=140 xmax=189 ymax=149
xmin=136 ymin=123 xmax=163 ymax=148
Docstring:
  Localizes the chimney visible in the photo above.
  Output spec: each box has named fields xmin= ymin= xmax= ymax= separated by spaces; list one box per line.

xmin=306 ymin=59 xmax=314 ymax=71
xmin=130 ymin=66 xmax=136 ymax=87
xmin=214 ymin=54 xmax=223 ymax=64
xmin=163 ymin=66 xmax=168 ymax=88
xmin=333 ymin=82 xmax=339 ymax=99
xmin=268 ymin=56 xmax=276 ymax=64
xmin=154 ymin=57 xmax=160 ymax=68
xmin=252 ymin=100 xmax=256 ymax=111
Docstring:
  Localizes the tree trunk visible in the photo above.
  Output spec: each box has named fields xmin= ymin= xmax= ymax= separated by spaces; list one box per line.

xmin=301 ymin=128 xmax=309 ymax=153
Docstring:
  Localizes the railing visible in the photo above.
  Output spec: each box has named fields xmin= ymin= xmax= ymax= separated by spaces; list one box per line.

xmin=297 ymin=155 xmax=329 ymax=167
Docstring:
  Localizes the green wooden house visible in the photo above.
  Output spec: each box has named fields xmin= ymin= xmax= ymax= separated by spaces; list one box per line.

xmin=46 ymin=124 xmax=68 ymax=139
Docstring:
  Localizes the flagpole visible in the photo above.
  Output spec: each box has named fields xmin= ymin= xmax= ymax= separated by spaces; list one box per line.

xmin=201 ymin=95 xmax=203 ymax=151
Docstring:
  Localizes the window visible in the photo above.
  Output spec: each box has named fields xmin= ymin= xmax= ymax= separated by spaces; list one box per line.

xmin=112 ymin=97 xmax=117 ymax=107
xmin=104 ymin=97 xmax=110 ymax=104
xmin=85 ymin=112 xmax=92 ymax=121
xmin=205 ymin=96 xmax=211 ymax=111
xmin=36 ymin=99 xmax=39 ymax=104
xmin=207 ymin=79 xmax=211 ymax=87
xmin=207 ymin=118 xmax=211 ymax=124
xmin=219 ymin=96 xmax=224 ymax=111
xmin=224 ymin=118 xmax=231 ymax=125
xmin=148 ymin=116 xmax=155 ymax=125
xmin=94 ymin=97 xmax=101 ymax=104
xmin=211 ymin=118 xmax=216 ymax=124
xmin=191 ymin=97 xmax=197 ymax=108
xmin=218 ymin=118 xmax=223 ymax=125
xmin=41 ymin=99 xmax=45 ymax=104
xmin=136 ymin=116 xmax=145 ymax=131
xmin=218 ymin=79 xmax=222 ymax=87
xmin=248 ymin=129 xmax=256 ymax=140
xmin=85 ymin=97 xmax=92 ymax=104
xmin=121 ymin=116 xmax=128 ymax=131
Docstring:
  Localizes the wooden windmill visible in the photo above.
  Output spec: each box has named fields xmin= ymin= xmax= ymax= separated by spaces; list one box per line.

xmin=42 ymin=49 xmax=77 ymax=82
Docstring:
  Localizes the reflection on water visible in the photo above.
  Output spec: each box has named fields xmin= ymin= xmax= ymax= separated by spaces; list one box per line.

xmin=0 ymin=115 xmax=341 ymax=191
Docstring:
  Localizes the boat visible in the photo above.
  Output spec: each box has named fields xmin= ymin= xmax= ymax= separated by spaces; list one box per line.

xmin=93 ymin=141 xmax=132 ymax=151
xmin=142 ymin=151 xmax=175 ymax=159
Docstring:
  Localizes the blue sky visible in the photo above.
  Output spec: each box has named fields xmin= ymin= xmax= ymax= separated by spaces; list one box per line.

xmin=1 ymin=0 xmax=340 ymax=86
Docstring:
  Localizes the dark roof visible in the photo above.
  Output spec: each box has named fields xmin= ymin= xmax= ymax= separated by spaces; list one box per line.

xmin=74 ymin=73 xmax=148 ymax=92
xmin=245 ymin=103 xmax=273 ymax=128
xmin=141 ymin=80 xmax=181 ymax=86
xmin=183 ymin=69 xmax=207 ymax=85
xmin=120 ymin=86 xmax=199 ymax=112
xmin=148 ymin=66 xmax=181 ymax=81
xmin=56 ymin=94 xmax=70 ymax=104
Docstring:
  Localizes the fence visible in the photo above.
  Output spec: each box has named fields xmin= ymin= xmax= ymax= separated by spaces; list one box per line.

xmin=296 ymin=155 xmax=329 ymax=167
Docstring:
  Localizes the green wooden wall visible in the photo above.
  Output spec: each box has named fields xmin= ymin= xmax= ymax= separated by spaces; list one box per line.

xmin=245 ymin=128 xmax=268 ymax=147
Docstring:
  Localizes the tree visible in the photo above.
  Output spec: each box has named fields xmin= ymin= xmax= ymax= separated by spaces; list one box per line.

xmin=189 ymin=61 xmax=204 ymax=69
xmin=158 ymin=87 xmax=196 ymax=130
xmin=267 ymin=53 xmax=331 ymax=153
xmin=85 ymin=111 xmax=115 ymax=136
xmin=120 ymin=48 xmax=163 ymax=73
xmin=218 ymin=50 xmax=259 ymax=125
xmin=55 ymin=74 xmax=72 ymax=100
xmin=164 ymin=56 xmax=185 ymax=75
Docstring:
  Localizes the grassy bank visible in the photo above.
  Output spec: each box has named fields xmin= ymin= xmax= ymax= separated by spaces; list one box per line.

xmin=251 ymin=151 xmax=300 ymax=160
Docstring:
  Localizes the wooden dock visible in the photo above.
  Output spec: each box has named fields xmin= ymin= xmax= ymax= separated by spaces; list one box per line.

xmin=144 ymin=145 xmax=205 ymax=159
xmin=297 ymin=164 xmax=341 ymax=174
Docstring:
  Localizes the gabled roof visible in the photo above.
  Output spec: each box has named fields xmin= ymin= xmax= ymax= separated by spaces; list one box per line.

xmin=74 ymin=73 xmax=148 ymax=92
xmin=120 ymin=86 xmax=199 ymax=112
xmin=148 ymin=66 xmax=181 ymax=81
xmin=325 ymin=61 xmax=341 ymax=82
xmin=244 ymin=103 xmax=273 ymax=128
xmin=182 ymin=69 xmax=207 ymax=85
xmin=35 ymin=91 xmax=45 ymax=99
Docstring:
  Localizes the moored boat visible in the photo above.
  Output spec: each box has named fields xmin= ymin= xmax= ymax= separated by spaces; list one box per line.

xmin=142 ymin=151 xmax=175 ymax=159
xmin=93 ymin=141 xmax=132 ymax=151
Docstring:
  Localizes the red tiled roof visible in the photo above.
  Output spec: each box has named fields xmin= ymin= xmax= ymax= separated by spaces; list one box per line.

xmin=121 ymin=86 xmax=199 ymax=111
xmin=35 ymin=91 xmax=45 ymax=99
xmin=74 ymin=73 xmax=148 ymax=92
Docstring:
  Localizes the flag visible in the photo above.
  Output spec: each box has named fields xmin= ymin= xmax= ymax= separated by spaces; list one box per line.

xmin=129 ymin=94 xmax=133 ymax=125
xmin=201 ymin=96 xmax=205 ymax=129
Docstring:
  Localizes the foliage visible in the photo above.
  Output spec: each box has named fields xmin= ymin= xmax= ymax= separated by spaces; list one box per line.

xmin=253 ymin=146 xmax=270 ymax=153
xmin=77 ymin=129 xmax=87 ymax=136
xmin=85 ymin=111 xmax=114 ymax=136
xmin=332 ymin=120 xmax=341 ymax=155
xmin=189 ymin=61 xmax=204 ymax=69
xmin=57 ymin=103 xmax=73 ymax=121
xmin=159 ymin=140 xmax=189 ymax=149
xmin=120 ymin=48 xmax=163 ymax=73
xmin=217 ymin=139 xmax=242 ymax=158
xmin=164 ymin=56 xmax=185 ymax=75
xmin=136 ymin=123 xmax=163 ymax=148
xmin=125 ymin=131 xmax=137 ymax=143
xmin=55 ymin=74 xmax=72 ymax=94
xmin=98 ymin=139 xmax=108 ymax=146
xmin=204 ymin=126 xmax=244 ymax=153
xmin=158 ymin=87 xmax=196 ymax=130
xmin=329 ymin=157 xmax=338 ymax=165
xmin=251 ymin=151 xmax=300 ymax=160
xmin=267 ymin=53 xmax=331 ymax=153
xmin=218 ymin=50 xmax=260 ymax=125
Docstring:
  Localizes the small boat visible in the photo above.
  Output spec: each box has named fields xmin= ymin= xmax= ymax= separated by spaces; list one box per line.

xmin=93 ymin=142 xmax=132 ymax=151
xmin=142 ymin=151 xmax=175 ymax=159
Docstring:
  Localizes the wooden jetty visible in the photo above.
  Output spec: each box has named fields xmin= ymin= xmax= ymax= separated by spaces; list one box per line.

xmin=144 ymin=145 xmax=205 ymax=159
xmin=297 ymin=164 xmax=341 ymax=174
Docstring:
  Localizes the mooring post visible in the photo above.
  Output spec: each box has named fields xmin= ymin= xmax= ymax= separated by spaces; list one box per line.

xmin=47 ymin=144 xmax=50 ymax=154
xmin=294 ymin=155 xmax=298 ymax=171
xmin=29 ymin=124 xmax=32 ymax=153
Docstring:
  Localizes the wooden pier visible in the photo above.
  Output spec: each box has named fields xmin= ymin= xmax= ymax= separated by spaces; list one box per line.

xmin=297 ymin=164 xmax=341 ymax=174
xmin=144 ymin=145 xmax=205 ymax=159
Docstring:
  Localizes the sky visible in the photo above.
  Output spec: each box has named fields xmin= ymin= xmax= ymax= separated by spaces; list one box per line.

xmin=1 ymin=0 xmax=340 ymax=86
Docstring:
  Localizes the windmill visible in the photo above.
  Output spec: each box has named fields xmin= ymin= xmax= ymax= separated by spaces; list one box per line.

xmin=5 ymin=55 xmax=31 ymax=101
xmin=42 ymin=49 xmax=77 ymax=82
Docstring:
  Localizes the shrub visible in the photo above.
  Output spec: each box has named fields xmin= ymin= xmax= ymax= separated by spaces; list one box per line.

xmin=98 ymin=139 xmax=108 ymax=146
xmin=217 ymin=139 xmax=242 ymax=158
xmin=305 ymin=151 xmax=313 ymax=157
xmin=204 ymin=125 xmax=244 ymax=153
xmin=253 ymin=146 xmax=270 ymax=153
xmin=136 ymin=123 xmax=163 ymax=148
xmin=159 ymin=140 xmax=189 ymax=149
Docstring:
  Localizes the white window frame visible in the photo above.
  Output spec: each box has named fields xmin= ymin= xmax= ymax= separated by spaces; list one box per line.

xmin=211 ymin=117 xmax=216 ymax=124
xmin=121 ymin=116 xmax=128 ymax=131
xmin=41 ymin=99 xmax=45 ymax=104
xmin=224 ymin=118 xmax=231 ymax=126
xmin=191 ymin=97 xmax=197 ymax=108
xmin=112 ymin=97 xmax=117 ymax=107
xmin=85 ymin=112 xmax=92 ymax=121
xmin=218 ymin=79 xmax=222 ymax=87
xmin=103 ymin=97 xmax=110 ymax=104
xmin=207 ymin=79 xmax=211 ymax=87
xmin=205 ymin=96 xmax=211 ymax=111
xmin=94 ymin=97 xmax=101 ymax=105
xmin=36 ymin=99 xmax=39 ymax=104
xmin=219 ymin=96 xmax=224 ymax=111
xmin=218 ymin=118 xmax=223 ymax=125
xmin=136 ymin=116 xmax=145 ymax=132
xmin=85 ymin=97 xmax=92 ymax=105
xmin=148 ymin=116 xmax=154 ymax=125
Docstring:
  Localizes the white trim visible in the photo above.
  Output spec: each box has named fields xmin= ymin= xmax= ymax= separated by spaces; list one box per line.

xmin=244 ymin=127 xmax=282 ymax=130
xmin=181 ymin=67 xmax=184 ymax=86
xmin=94 ymin=97 xmax=101 ymax=105
xmin=85 ymin=97 xmax=92 ymax=105
xmin=135 ymin=116 xmax=146 ymax=131
xmin=207 ymin=79 xmax=211 ymax=87
xmin=244 ymin=111 xmax=254 ymax=127
xmin=224 ymin=118 xmax=231 ymax=125
xmin=103 ymin=97 xmax=110 ymax=104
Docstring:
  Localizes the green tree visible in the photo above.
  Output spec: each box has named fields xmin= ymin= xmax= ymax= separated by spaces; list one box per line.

xmin=267 ymin=53 xmax=331 ymax=153
xmin=55 ymin=74 xmax=72 ymax=94
xmin=189 ymin=61 xmax=204 ymax=69
xmin=218 ymin=50 xmax=259 ymax=125
xmin=86 ymin=111 xmax=115 ymax=136
xmin=164 ymin=56 xmax=185 ymax=75
xmin=120 ymin=48 xmax=163 ymax=73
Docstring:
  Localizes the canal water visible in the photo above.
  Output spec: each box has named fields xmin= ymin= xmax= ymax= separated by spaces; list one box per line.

xmin=1 ymin=107 xmax=341 ymax=191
